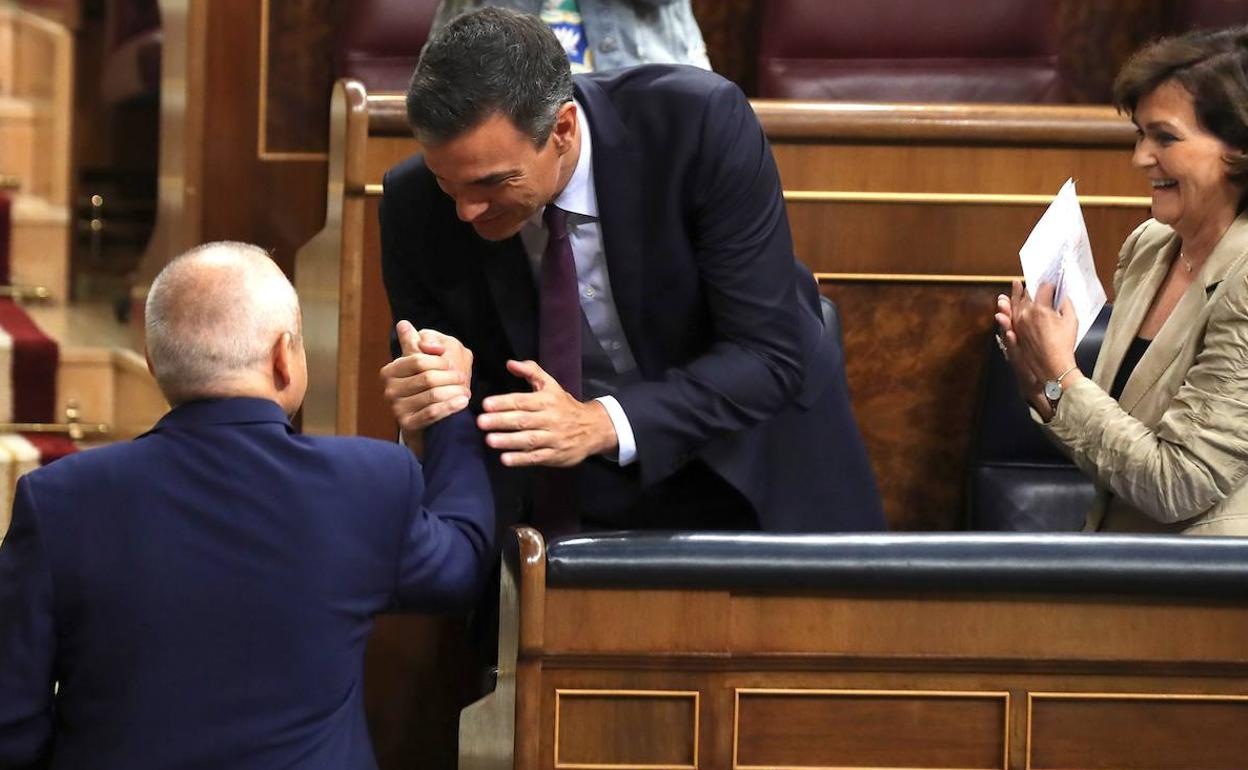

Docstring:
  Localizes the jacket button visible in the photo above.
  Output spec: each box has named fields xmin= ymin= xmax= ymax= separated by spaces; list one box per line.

xmin=600 ymin=36 xmax=618 ymax=53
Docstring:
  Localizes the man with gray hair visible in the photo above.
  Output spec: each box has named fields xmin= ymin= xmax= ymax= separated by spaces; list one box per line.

xmin=0 ymin=241 xmax=494 ymax=769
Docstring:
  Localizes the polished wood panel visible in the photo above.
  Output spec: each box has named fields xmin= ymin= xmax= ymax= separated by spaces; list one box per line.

xmin=140 ymin=0 xmax=327 ymax=306
xmin=733 ymin=593 xmax=1248 ymax=662
xmin=261 ymin=0 xmax=334 ymax=156
xmin=554 ymin=690 xmax=698 ymax=768
xmin=1028 ymin=693 xmax=1248 ymax=770
xmin=822 ymin=282 xmax=1002 ymax=531
xmin=734 ymin=689 xmax=1007 ymax=770
xmin=543 ymin=588 xmax=731 ymax=656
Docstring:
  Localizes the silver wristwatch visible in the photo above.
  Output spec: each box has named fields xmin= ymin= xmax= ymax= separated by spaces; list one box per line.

xmin=1044 ymin=365 xmax=1079 ymax=406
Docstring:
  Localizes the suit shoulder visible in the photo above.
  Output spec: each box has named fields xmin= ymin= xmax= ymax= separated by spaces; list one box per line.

xmin=383 ymin=153 xmax=437 ymax=201
xmin=19 ymin=439 xmax=148 ymax=503
xmin=580 ymin=64 xmax=739 ymax=111
xmin=299 ymin=434 xmax=414 ymax=466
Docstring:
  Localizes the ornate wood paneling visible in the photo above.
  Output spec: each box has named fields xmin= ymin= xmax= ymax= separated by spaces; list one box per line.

xmin=1027 ymin=693 xmax=1248 ymax=769
xmin=822 ymin=281 xmax=1004 ymax=531
xmin=734 ymin=689 xmax=1008 ymax=770
xmin=554 ymin=690 xmax=699 ymax=769
xmin=455 ymin=529 xmax=1248 ymax=770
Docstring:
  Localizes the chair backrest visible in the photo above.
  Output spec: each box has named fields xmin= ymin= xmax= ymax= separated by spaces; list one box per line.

xmin=333 ymin=0 xmax=440 ymax=92
xmin=965 ymin=304 xmax=1112 ymax=531
xmin=819 ymin=294 xmax=842 ymax=349
xmin=756 ymin=0 xmax=1067 ymax=102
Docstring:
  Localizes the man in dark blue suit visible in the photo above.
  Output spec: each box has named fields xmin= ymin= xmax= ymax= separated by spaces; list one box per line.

xmin=379 ymin=8 xmax=883 ymax=534
xmin=0 ymin=242 xmax=494 ymax=769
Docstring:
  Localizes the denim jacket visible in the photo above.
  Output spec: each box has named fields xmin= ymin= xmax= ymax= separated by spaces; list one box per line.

xmin=431 ymin=0 xmax=711 ymax=71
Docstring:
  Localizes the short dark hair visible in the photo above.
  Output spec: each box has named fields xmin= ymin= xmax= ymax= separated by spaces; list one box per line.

xmin=1114 ymin=25 xmax=1248 ymax=185
xmin=406 ymin=7 xmax=573 ymax=147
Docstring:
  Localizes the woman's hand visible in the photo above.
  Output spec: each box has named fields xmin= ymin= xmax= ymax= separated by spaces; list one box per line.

xmin=995 ymin=280 xmax=1081 ymax=418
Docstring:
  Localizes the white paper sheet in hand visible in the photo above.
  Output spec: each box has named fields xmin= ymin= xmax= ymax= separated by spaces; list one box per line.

xmin=1018 ymin=178 xmax=1107 ymax=345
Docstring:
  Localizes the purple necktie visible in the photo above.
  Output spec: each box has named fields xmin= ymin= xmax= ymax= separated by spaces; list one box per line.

xmin=539 ymin=205 xmax=582 ymax=400
xmin=532 ymin=205 xmax=582 ymax=537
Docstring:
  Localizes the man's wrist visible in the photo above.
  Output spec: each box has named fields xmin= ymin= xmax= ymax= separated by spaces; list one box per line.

xmin=586 ymin=400 xmax=617 ymax=454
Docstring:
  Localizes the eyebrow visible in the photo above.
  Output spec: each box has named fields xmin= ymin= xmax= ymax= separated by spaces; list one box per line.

xmin=1140 ymin=119 xmax=1181 ymax=133
xmin=466 ymin=169 xmax=522 ymax=186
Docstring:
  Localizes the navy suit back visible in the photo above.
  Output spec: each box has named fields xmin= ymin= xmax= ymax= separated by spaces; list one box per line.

xmin=0 ymin=398 xmax=494 ymax=769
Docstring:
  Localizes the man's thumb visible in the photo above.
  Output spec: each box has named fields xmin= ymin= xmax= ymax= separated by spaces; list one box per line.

xmin=396 ymin=320 xmax=420 ymax=355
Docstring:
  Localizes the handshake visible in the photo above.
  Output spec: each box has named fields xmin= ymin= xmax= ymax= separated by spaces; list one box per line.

xmin=379 ymin=321 xmax=619 ymax=468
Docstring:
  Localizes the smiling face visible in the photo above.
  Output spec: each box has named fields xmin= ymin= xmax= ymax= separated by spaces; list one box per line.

xmin=1132 ymin=79 xmax=1242 ymax=239
xmin=422 ymin=105 xmax=579 ymax=241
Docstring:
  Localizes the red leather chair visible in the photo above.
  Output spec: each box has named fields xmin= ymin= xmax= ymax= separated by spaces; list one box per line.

xmin=334 ymin=0 xmax=441 ymax=92
xmin=757 ymin=0 xmax=1067 ymax=102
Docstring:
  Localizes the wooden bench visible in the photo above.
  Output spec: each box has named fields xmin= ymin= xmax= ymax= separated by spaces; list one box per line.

xmin=294 ymin=79 xmax=1148 ymax=530
xmin=463 ymin=527 xmax=1248 ymax=769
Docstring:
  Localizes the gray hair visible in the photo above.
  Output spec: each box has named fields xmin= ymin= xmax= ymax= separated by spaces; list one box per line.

xmin=406 ymin=7 xmax=573 ymax=146
xmin=144 ymin=241 xmax=301 ymax=403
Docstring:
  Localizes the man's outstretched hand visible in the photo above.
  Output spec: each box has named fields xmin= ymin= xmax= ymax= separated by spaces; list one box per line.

xmin=476 ymin=359 xmax=618 ymax=467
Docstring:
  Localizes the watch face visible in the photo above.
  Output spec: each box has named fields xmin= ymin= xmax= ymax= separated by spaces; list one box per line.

xmin=1044 ymin=380 xmax=1063 ymax=401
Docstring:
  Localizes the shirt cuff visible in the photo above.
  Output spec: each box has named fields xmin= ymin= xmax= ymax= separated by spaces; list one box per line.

xmin=594 ymin=395 xmax=637 ymax=466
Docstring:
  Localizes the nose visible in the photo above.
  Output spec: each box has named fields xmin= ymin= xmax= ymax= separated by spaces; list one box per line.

xmin=455 ymin=197 xmax=490 ymax=223
xmin=1132 ymin=138 xmax=1156 ymax=170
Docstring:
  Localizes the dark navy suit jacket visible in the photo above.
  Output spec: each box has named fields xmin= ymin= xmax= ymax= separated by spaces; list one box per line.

xmin=381 ymin=65 xmax=883 ymax=532
xmin=0 ymin=398 xmax=494 ymax=769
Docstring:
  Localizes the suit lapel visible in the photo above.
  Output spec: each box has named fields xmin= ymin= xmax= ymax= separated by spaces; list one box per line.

xmin=1116 ymin=216 xmax=1248 ymax=413
xmin=1092 ymin=231 xmax=1175 ymax=393
xmin=481 ymin=236 xmax=539 ymax=361
xmin=574 ymin=77 xmax=650 ymax=373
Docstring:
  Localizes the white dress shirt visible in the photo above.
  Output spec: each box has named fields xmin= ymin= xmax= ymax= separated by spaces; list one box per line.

xmin=519 ymin=101 xmax=639 ymax=465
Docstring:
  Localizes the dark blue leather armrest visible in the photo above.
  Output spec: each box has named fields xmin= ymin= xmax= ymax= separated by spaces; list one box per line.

xmin=546 ymin=532 xmax=1248 ymax=599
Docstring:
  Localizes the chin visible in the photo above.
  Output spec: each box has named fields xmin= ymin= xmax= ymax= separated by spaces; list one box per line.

xmin=472 ymin=218 xmax=524 ymax=241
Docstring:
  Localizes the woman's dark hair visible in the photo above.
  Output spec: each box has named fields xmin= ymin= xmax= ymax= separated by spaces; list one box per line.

xmin=406 ymin=7 xmax=573 ymax=147
xmin=1114 ymin=26 xmax=1248 ymax=186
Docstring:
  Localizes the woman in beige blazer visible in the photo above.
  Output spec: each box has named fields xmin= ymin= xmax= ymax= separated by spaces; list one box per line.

xmin=998 ymin=26 xmax=1248 ymax=536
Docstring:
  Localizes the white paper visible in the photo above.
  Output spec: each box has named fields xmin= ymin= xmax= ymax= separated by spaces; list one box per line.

xmin=1018 ymin=178 xmax=1107 ymax=345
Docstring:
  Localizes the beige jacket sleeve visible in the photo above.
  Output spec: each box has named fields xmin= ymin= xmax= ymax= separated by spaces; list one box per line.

xmin=1045 ymin=270 xmax=1248 ymax=523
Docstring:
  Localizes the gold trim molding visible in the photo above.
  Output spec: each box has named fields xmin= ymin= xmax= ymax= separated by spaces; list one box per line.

xmin=353 ymin=184 xmax=1150 ymax=209
xmin=816 ymin=272 xmax=1021 ymax=285
xmin=785 ymin=191 xmax=1150 ymax=207
xmin=554 ymin=689 xmax=700 ymax=770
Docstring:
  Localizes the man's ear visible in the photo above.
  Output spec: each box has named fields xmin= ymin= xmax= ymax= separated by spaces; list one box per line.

xmin=551 ymin=101 xmax=578 ymax=154
xmin=143 ymin=347 xmax=155 ymax=378
xmin=271 ymin=332 xmax=293 ymax=390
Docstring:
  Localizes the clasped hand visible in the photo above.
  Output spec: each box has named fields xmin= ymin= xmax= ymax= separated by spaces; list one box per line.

xmin=380 ymin=323 xmax=617 ymax=466
xmin=994 ymin=280 xmax=1082 ymax=419
xmin=380 ymin=321 xmax=473 ymax=435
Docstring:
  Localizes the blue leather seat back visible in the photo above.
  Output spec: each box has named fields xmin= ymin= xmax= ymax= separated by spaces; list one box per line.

xmin=966 ymin=304 xmax=1111 ymax=531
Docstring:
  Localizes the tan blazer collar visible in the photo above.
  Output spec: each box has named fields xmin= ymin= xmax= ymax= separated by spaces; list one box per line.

xmin=1092 ymin=227 xmax=1175 ymax=395
xmin=1112 ymin=214 xmax=1248 ymax=413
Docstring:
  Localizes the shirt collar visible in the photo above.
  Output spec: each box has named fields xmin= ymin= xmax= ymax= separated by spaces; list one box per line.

xmin=551 ymin=98 xmax=597 ymax=219
xmin=141 ymin=397 xmax=293 ymax=437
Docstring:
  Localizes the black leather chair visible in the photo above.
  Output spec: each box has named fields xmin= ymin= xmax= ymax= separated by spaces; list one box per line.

xmin=965 ymin=304 xmax=1111 ymax=531
xmin=819 ymin=294 xmax=841 ymax=348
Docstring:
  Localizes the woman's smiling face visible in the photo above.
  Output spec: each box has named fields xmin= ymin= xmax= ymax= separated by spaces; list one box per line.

xmin=1132 ymin=79 xmax=1243 ymax=239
